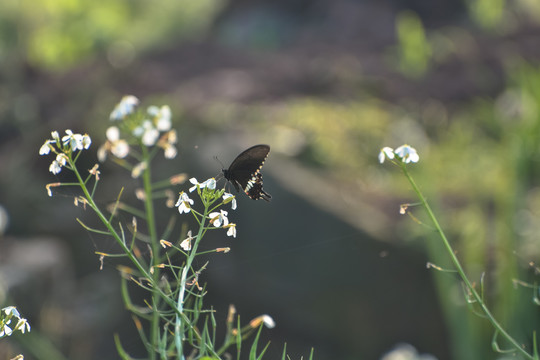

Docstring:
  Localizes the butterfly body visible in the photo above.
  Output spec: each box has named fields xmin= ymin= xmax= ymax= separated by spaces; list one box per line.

xmin=222 ymin=144 xmax=272 ymax=201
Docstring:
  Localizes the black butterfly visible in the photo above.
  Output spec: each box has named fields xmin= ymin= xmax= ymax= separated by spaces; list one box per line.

xmin=222 ymin=144 xmax=272 ymax=201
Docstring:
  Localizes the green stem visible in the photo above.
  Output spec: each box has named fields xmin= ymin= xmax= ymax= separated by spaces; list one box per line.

xmin=175 ymin=204 xmax=210 ymax=360
xmin=71 ymin=158 xmax=165 ymax=359
xmin=70 ymin=159 xmax=149 ymax=278
xmin=401 ymin=163 xmax=533 ymax=359
xmin=141 ymin=146 xmax=160 ymax=360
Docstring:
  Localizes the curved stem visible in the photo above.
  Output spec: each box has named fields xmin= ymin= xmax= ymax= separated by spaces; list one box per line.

xmin=70 ymin=159 xmax=149 ymax=278
xmin=175 ymin=206 xmax=209 ymax=360
xmin=401 ymin=163 xmax=533 ymax=359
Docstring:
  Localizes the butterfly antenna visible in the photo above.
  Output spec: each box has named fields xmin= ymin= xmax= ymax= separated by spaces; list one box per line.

xmin=214 ymin=155 xmax=224 ymax=169
xmin=214 ymin=156 xmax=225 ymax=182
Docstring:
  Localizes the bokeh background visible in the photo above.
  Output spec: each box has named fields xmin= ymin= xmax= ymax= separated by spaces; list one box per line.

xmin=2 ymin=0 xmax=540 ymax=359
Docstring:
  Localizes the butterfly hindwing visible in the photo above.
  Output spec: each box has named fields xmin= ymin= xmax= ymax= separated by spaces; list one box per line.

xmin=222 ymin=145 xmax=272 ymax=201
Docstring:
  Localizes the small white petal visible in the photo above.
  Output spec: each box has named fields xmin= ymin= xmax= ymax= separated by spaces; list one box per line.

xmin=261 ymin=315 xmax=275 ymax=328
xmin=56 ymin=153 xmax=67 ymax=166
xmin=154 ymin=105 xmax=172 ymax=131
xmin=176 ymin=192 xmax=194 ymax=214
xmin=49 ymin=160 xmax=62 ymax=174
xmin=111 ymin=140 xmax=130 ymax=158
xmin=3 ymin=306 xmax=20 ymax=318
xmin=378 ymin=147 xmax=394 ymax=164
xmin=141 ymin=123 xmax=159 ymax=146
xmin=106 ymin=126 xmax=120 ymax=141
xmin=51 ymin=131 xmax=60 ymax=142
xmin=110 ymin=95 xmax=139 ymax=120
xmin=180 ymin=239 xmax=191 ymax=251
xmin=395 ymin=145 xmax=419 ymax=164
xmin=226 ymin=224 xmax=237 ymax=238
xmin=15 ymin=318 xmax=30 ymax=333
xmin=223 ymin=193 xmax=237 ymax=210
xmin=202 ymin=178 xmax=216 ymax=190
xmin=82 ymin=134 xmax=91 ymax=149
xmin=39 ymin=142 xmax=51 ymax=155
xmin=163 ymin=144 xmax=177 ymax=159
xmin=180 ymin=231 xmax=193 ymax=251
xmin=209 ymin=210 xmax=229 ymax=227
xmin=0 ymin=324 xmax=12 ymax=337
xmin=189 ymin=178 xmax=199 ymax=192
xmin=209 ymin=212 xmax=221 ymax=227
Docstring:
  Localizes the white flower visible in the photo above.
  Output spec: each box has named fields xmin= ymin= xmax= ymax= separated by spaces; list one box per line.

xmin=3 ymin=306 xmax=20 ymax=318
xmin=261 ymin=315 xmax=275 ymax=328
xmin=189 ymin=178 xmax=216 ymax=192
xmin=180 ymin=230 xmax=193 ymax=251
xmin=51 ymin=131 xmax=60 ymax=142
xmin=49 ymin=160 xmax=62 ymax=174
xmin=202 ymin=178 xmax=216 ymax=190
xmin=176 ymin=192 xmax=194 ymax=214
xmin=39 ymin=140 xmax=52 ymax=155
xmin=110 ymin=95 xmax=139 ymax=120
xmin=0 ymin=323 xmax=12 ymax=337
xmin=82 ymin=134 xmax=91 ymax=149
xmin=148 ymin=105 xmax=172 ymax=131
xmin=62 ymin=130 xmax=86 ymax=151
xmin=134 ymin=120 xmax=160 ymax=146
xmin=189 ymin=178 xmax=199 ymax=192
xmin=163 ymin=144 xmax=177 ymax=159
xmin=223 ymin=193 xmax=237 ymax=210
xmin=111 ymin=140 xmax=129 ymax=159
xmin=15 ymin=318 xmax=30 ymax=334
xmin=395 ymin=145 xmax=419 ymax=163
xmin=226 ymin=223 xmax=237 ymax=238
xmin=378 ymin=147 xmax=395 ymax=164
xmin=98 ymin=126 xmax=130 ymax=161
xmin=56 ymin=153 xmax=68 ymax=166
xmin=106 ymin=126 xmax=120 ymax=141
xmin=60 ymin=130 xmax=90 ymax=151
xmin=209 ymin=210 xmax=229 ymax=227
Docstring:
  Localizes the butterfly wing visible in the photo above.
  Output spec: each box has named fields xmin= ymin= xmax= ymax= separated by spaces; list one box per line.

xmin=222 ymin=145 xmax=272 ymax=201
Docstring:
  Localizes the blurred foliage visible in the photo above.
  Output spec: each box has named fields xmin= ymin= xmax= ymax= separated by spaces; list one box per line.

xmin=395 ymin=11 xmax=432 ymax=78
xmin=3 ymin=0 xmax=540 ymax=358
xmin=466 ymin=0 xmax=505 ymax=29
xmin=0 ymin=0 xmax=224 ymax=71
xmin=196 ymin=58 xmax=540 ymax=358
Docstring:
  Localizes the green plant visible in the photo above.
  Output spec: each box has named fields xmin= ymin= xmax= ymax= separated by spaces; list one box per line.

xmin=380 ymin=144 xmax=538 ymax=360
xmin=39 ymin=96 xmax=301 ymax=359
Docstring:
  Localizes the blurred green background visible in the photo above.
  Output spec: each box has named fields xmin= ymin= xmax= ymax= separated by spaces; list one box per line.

xmin=2 ymin=0 xmax=540 ymax=359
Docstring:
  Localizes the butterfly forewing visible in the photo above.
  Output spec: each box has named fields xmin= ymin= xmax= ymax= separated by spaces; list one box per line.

xmin=222 ymin=145 xmax=272 ymax=201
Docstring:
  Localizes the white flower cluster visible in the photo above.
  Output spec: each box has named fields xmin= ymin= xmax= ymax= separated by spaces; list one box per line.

xmin=175 ymin=178 xmax=238 ymax=243
xmin=39 ymin=130 xmax=92 ymax=174
xmin=98 ymin=95 xmax=178 ymax=162
xmin=378 ymin=144 xmax=419 ymax=164
xmin=0 ymin=306 xmax=30 ymax=338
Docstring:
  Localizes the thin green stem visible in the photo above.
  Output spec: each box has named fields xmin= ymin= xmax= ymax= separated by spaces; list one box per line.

xmin=401 ymin=163 xmax=533 ymax=359
xmin=141 ymin=145 xmax=160 ymax=360
xmin=175 ymin=204 xmax=210 ymax=360
xmin=70 ymin=159 xmax=149 ymax=278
